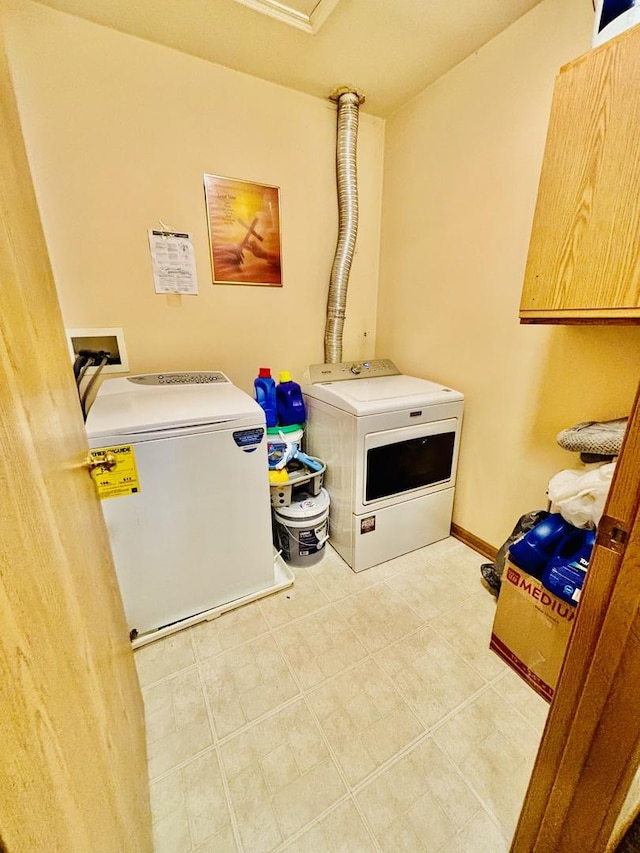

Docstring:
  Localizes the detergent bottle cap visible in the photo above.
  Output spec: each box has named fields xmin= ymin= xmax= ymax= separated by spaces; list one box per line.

xmin=279 ymin=370 xmax=292 ymax=383
xmin=258 ymin=367 xmax=272 ymax=378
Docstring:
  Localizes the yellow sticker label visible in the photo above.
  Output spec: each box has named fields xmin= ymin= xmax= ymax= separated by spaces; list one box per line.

xmin=91 ymin=445 xmax=141 ymax=499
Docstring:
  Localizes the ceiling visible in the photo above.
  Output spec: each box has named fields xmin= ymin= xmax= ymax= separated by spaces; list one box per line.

xmin=33 ymin=0 xmax=544 ymax=117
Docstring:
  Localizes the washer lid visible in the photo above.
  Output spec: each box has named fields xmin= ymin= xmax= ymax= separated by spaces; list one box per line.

xmin=85 ymin=371 xmax=263 ymax=438
xmin=303 ymin=374 xmax=463 ymax=415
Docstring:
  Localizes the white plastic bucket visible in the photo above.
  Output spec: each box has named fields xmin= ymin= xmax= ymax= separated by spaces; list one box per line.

xmin=267 ymin=425 xmax=305 ymax=469
xmin=274 ymin=488 xmax=329 ymax=567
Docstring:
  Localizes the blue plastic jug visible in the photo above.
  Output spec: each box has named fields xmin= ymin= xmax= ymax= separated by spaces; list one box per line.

xmin=254 ymin=367 xmax=277 ymax=428
xmin=541 ymin=528 xmax=595 ymax=606
xmin=276 ymin=371 xmax=306 ymax=427
xmin=509 ymin=513 xmax=574 ymax=579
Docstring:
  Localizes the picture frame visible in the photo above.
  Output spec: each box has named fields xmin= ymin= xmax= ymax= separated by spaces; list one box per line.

xmin=203 ymin=174 xmax=283 ymax=287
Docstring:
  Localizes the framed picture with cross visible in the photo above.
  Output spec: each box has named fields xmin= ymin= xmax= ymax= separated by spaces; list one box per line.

xmin=203 ymin=174 xmax=283 ymax=286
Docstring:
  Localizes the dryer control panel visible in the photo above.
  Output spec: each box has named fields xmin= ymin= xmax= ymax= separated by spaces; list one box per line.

xmin=309 ymin=359 xmax=400 ymax=384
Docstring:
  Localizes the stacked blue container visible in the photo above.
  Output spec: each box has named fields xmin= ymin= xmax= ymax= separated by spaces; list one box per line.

xmin=509 ymin=514 xmax=595 ymax=606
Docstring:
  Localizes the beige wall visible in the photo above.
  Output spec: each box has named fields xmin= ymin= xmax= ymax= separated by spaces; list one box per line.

xmin=377 ymin=0 xmax=640 ymax=547
xmin=2 ymin=1 xmax=384 ymax=395
xmin=4 ymin=0 xmax=640 ymax=549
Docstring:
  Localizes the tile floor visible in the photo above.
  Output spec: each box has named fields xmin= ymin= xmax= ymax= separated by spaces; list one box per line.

xmin=135 ymin=537 xmax=550 ymax=853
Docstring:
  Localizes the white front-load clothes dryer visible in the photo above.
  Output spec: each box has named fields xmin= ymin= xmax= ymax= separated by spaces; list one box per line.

xmin=303 ymin=360 xmax=464 ymax=572
xmin=85 ymin=371 xmax=289 ymax=641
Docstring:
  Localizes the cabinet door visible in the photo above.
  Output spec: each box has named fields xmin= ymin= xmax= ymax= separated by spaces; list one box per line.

xmin=520 ymin=25 xmax=640 ymax=323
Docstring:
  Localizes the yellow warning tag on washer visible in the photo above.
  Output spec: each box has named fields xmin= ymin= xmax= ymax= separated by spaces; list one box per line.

xmin=91 ymin=445 xmax=141 ymax=499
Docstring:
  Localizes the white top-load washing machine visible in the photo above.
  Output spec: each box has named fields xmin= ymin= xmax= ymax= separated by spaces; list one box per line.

xmin=303 ymin=360 xmax=464 ymax=572
xmin=86 ymin=371 xmax=291 ymax=643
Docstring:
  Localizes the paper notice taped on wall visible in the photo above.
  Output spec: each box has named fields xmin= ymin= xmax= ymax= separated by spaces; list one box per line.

xmin=148 ymin=230 xmax=198 ymax=295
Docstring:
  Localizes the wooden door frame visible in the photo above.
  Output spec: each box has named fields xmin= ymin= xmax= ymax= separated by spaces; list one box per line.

xmin=512 ymin=380 xmax=640 ymax=851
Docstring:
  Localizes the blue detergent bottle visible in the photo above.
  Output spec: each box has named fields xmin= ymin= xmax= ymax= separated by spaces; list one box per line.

xmin=276 ymin=371 xmax=306 ymax=427
xmin=254 ymin=367 xmax=277 ymax=428
xmin=509 ymin=513 xmax=574 ymax=579
xmin=541 ymin=528 xmax=596 ymax=606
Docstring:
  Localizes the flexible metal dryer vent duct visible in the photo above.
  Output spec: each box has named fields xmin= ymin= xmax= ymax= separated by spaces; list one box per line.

xmin=324 ymin=86 xmax=365 ymax=364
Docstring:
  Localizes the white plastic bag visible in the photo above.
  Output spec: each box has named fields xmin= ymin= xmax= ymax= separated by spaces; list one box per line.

xmin=547 ymin=462 xmax=616 ymax=529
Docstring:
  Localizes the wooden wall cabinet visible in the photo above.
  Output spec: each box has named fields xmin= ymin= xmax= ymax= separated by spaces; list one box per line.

xmin=520 ymin=25 xmax=640 ymax=324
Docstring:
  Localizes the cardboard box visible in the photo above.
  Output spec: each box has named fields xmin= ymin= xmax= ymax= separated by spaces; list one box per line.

xmin=490 ymin=558 xmax=577 ymax=702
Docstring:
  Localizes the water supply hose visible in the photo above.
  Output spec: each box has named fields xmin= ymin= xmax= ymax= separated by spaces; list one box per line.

xmin=324 ymin=87 xmax=365 ymax=364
